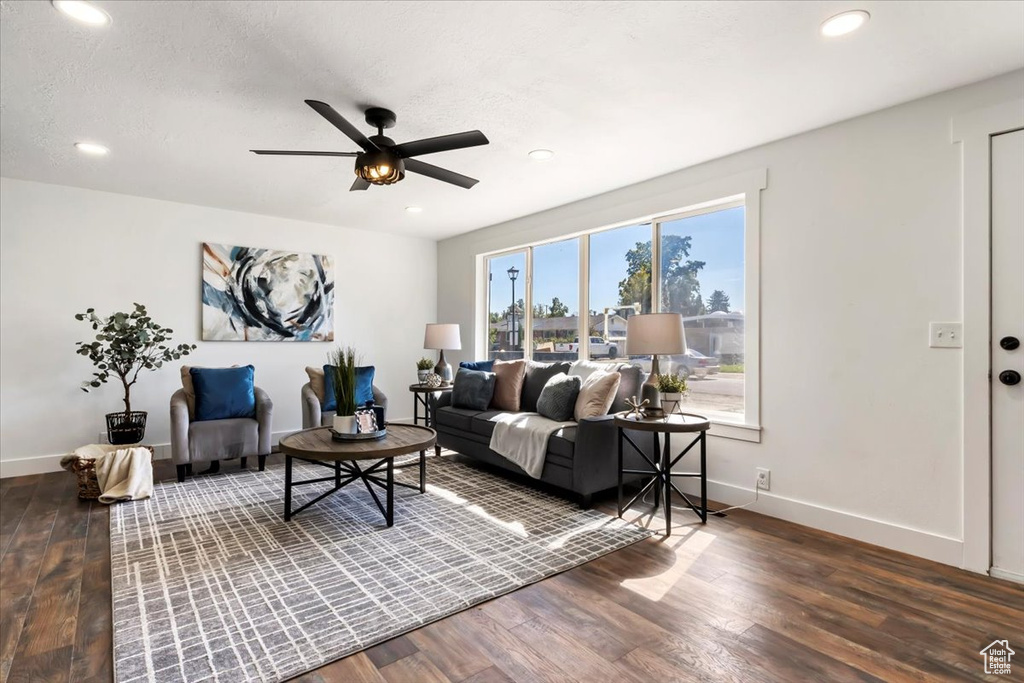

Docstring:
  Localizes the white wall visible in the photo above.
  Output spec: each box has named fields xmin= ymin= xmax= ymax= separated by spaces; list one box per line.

xmin=437 ymin=70 xmax=1024 ymax=567
xmin=0 ymin=179 xmax=436 ymax=475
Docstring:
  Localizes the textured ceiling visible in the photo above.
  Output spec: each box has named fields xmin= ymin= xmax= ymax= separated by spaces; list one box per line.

xmin=1 ymin=1 xmax=1022 ymax=240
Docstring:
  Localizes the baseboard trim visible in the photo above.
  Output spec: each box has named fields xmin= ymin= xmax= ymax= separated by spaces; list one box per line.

xmin=989 ymin=567 xmax=1024 ymax=584
xmin=674 ymin=477 xmax=964 ymax=568
xmin=0 ymin=420 xmax=419 ymax=479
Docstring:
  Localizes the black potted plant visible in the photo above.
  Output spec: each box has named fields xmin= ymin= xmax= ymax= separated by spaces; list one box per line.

xmin=75 ymin=303 xmax=196 ymax=444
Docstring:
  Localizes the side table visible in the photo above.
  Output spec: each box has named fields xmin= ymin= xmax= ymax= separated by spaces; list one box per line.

xmin=614 ymin=412 xmax=711 ymax=536
xmin=408 ymin=384 xmax=453 ymax=429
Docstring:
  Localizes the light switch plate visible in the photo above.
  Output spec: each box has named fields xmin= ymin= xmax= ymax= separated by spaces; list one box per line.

xmin=929 ymin=322 xmax=962 ymax=348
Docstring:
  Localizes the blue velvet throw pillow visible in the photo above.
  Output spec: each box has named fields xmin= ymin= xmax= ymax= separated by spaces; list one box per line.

xmin=451 ymin=368 xmax=496 ymax=411
xmin=323 ymin=365 xmax=375 ymax=411
xmin=190 ymin=365 xmax=256 ymax=422
xmin=459 ymin=360 xmax=495 ymax=373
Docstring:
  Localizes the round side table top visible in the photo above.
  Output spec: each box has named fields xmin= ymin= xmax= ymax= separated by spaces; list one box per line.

xmin=279 ymin=424 xmax=436 ymax=461
xmin=613 ymin=412 xmax=711 ymax=433
xmin=408 ymin=383 xmax=454 ymax=393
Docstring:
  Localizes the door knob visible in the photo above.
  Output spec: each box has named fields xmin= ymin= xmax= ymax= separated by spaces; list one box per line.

xmin=999 ymin=370 xmax=1021 ymax=386
xmin=1000 ymin=336 xmax=1020 ymax=351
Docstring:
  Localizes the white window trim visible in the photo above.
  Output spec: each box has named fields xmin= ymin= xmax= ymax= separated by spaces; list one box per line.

xmin=480 ymin=168 xmax=767 ymax=440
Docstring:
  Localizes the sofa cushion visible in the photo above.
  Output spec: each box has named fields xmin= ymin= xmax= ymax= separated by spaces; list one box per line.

xmin=435 ymin=406 xmax=484 ymax=432
xmin=460 ymin=360 xmax=495 ymax=372
xmin=190 ymin=366 xmax=256 ymax=422
xmin=491 ymin=359 xmax=527 ymax=411
xmin=521 ymin=361 xmax=571 ymax=412
xmin=569 ymin=359 xmax=624 ymax=384
xmin=548 ymin=425 xmax=577 ymax=460
xmin=451 ymin=368 xmax=496 ymax=410
xmin=537 ymin=373 xmax=582 ymax=422
xmin=574 ymin=370 xmax=621 ymax=420
xmin=470 ymin=410 xmax=504 ymax=438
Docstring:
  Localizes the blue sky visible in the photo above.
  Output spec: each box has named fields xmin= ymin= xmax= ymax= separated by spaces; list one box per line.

xmin=489 ymin=206 xmax=744 ymax=316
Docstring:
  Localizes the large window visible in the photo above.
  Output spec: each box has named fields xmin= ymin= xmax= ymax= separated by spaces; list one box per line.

xmin=481 ymin=175 xmax=762 ymax=433
xmin=588 ymin=223 xmax=651 ymax=362
xmin=660 ymin=204 xmax=745 ymax=416
xmin=532 ymin=238 xmax=580 ymax=361
xmin=487 ymin=251 xmax=526 ymax=361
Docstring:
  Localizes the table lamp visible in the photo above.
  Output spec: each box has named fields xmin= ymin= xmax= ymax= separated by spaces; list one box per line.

xmin=626 ymin=313 xmax=686 ymax=410
xmin=424 ymin=323 xmax=461 ymax=385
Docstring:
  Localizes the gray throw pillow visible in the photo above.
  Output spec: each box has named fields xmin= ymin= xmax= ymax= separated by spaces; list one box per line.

xmin=521 ymin=360 xmax=572 ymax=412
xmin=537 ymin=373 xmax=582 ymax=422
xmin=451 ymin=368 xmax=496 ymax=411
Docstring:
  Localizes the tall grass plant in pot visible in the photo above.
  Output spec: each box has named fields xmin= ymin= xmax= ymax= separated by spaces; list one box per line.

xmin=329 ymin=347 xmax=358 ymax=434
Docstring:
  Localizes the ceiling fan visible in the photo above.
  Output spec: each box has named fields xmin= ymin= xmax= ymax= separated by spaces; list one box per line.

xmin=251 ymin=100 xmax=489 ymax=191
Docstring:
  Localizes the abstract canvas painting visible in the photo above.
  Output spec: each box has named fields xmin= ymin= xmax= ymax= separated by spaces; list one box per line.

xmin=202 ymin=243 xmax=334 ymax=341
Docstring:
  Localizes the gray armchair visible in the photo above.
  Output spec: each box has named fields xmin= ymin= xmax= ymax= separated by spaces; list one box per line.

xmin=170 ymin=387 xmax=274 ymax=482
xmin=302 ymin=383 xmax=388 ymax=429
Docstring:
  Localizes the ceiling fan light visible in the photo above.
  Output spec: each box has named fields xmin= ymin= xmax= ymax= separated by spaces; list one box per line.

xmin=355 ymin=150 xmax=405 ymax=185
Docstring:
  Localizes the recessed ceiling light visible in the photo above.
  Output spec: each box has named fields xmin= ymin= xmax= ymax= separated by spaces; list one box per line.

xmin=528 ymin=149 xmax=554 ymax=161
xmin=820 ymin=10 xmax=869 ymax=37
xmin=405 ymin=206 xmax=423 ymax=214
xmin=52 ymin=0 xmax=111 ymax=26
xmin=74 ymin=142 xmax=109 ymax=156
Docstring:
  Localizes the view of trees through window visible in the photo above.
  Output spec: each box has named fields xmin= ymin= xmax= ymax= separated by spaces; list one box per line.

xmin=484 ymin=202 xmax=746 ymax=418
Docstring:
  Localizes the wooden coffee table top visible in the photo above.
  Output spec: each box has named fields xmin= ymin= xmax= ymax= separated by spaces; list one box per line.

xmin=278 ymin=424 xmax=436 ymax=461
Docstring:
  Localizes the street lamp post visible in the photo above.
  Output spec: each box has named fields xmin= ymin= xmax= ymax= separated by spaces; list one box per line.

xmin=507 ymin=266 xmax=520 ymax=350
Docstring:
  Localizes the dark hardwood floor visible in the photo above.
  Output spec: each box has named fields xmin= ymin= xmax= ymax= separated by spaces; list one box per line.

xmin=1 ymin=453 xmax=1021 ymax=682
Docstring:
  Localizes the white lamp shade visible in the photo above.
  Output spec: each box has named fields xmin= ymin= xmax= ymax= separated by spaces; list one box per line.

xmin=424 ymin=323 xmax=462 ymax=350
xmin=625 ymin=313 xmax=686 ymax=355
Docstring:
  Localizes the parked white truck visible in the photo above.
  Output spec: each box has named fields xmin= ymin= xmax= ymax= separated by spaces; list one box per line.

xmin=555 ymin=336 xmax=619 ymax=358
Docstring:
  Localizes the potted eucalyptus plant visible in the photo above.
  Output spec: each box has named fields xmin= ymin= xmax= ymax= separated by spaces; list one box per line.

xmin=75 ymin=303 xmax=196 ymax=444
xmin=329 ymin=346 xmax=358 ymax=434
xmin=656 ymin=372 xmax=688 ymax=416
xmin=416 ymin=357 xmax=434 ymax=384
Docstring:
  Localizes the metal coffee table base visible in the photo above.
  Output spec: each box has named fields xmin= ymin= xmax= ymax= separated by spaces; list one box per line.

xmin=283 ymin=451 xmax=426 ymax=526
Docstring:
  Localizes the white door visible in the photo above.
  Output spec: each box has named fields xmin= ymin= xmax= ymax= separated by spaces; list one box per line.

xmin=991 ymin=128 xmax=1024 ymax=583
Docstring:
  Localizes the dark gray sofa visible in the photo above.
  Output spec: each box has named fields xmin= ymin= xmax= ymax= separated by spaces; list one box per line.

xmin=432 ymin=361 xmax=651 ymax=507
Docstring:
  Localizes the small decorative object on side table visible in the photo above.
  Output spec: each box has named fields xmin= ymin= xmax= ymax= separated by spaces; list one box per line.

xmin=615 ymin=411 xmax=710 ymax=536
xmin=415 ymin=357 xmax=434 ymax=384
xmin=657 ymin=372 xmax=688 ymax=416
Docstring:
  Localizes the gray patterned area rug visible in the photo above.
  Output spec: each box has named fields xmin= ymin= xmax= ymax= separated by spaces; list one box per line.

xmin=110 ymin=455 xmax=649 ymax=683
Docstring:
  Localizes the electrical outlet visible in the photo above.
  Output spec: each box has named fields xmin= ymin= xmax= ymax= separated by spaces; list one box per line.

xmin=929 ymin=322 xmax=962 ymax=348
xmin=756 ymin=467 xmax=771 ymax=491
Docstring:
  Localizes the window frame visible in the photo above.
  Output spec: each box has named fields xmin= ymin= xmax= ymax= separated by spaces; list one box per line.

xmin=479 ymin=170 xmax=764 ymax=441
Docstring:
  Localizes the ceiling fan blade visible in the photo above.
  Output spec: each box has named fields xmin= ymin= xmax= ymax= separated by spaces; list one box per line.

xmin=392 ymin=130 xmax=489 ymax=158
xmin=350 ymin=177 xmax=371 ymax=191
xmin=251 ymin=150 xmax=359 ymax=157
xmin=305 ymin=100 xmax=379 ymax=152
xmin=404 ymin=158 xmax=479 ymax=189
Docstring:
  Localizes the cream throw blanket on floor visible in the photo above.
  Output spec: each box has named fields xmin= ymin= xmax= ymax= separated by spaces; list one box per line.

xmin=488 ymin=412 xmax=576 ymax=479
xmin=62 ymin=444 xmax=154 ymax=504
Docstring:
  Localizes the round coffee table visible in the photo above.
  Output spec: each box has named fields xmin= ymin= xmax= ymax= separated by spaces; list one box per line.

xmin=278 ymin=424 xmax=436 ymax=526
xmin=614 ymin=412 xmax=711 ymax=536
